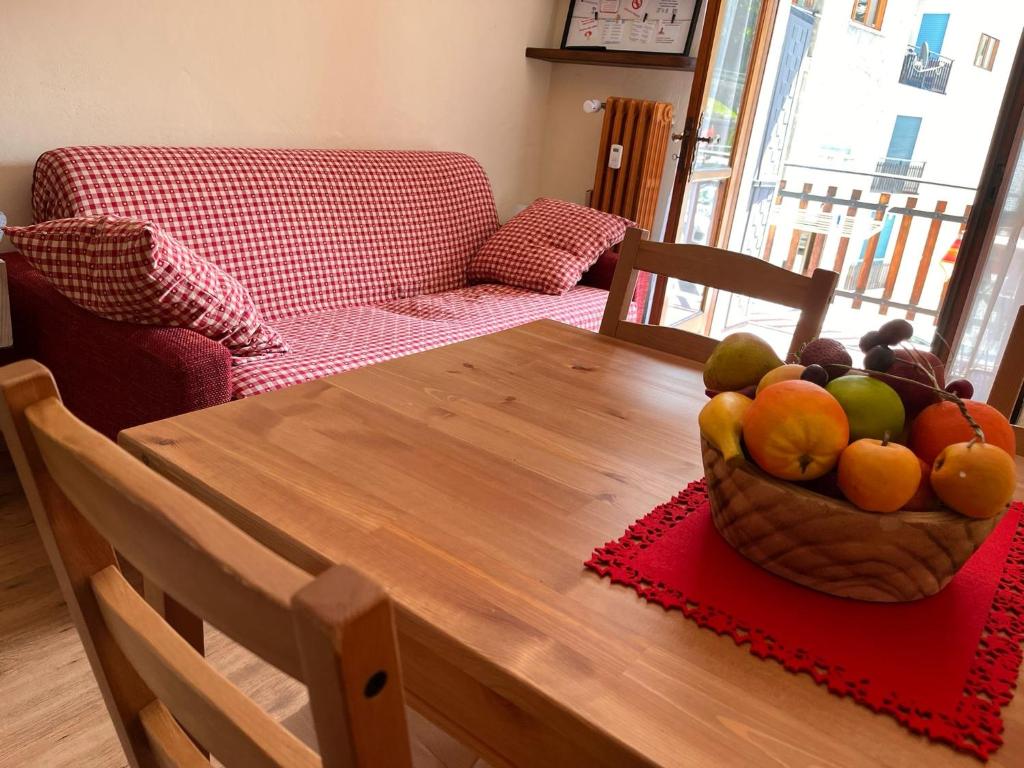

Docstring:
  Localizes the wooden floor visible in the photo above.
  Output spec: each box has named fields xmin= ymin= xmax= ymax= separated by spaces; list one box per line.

xmin=0 ymin=466 xmax=479 ymax=767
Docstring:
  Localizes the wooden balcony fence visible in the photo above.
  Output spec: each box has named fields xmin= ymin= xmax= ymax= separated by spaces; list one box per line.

xmin=763 ymin=180 xmax=971 ymax=324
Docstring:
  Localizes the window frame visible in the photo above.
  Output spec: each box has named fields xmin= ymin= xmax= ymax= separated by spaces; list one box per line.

xmin=975 ymin=34 xmax=1000 ymax=71
xmin=850 ymin=0 xmax=887 ymax=32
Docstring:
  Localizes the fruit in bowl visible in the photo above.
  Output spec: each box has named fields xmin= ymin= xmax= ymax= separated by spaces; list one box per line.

xmin=837 ymin=437 xmax=921 ymax=513
xmin=697 ymin=326 xmax=1017 ymax=601
xmin=742 ymin=380 xmax=849 ymax=481
xmin=703 ymin=333 xmax=783 ymax=392
xmin=825 ymin=375 xmax=905 ymax=442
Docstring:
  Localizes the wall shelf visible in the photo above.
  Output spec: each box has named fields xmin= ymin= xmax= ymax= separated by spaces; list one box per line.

xmin=525 ymin=47 xmax=696 ymax=72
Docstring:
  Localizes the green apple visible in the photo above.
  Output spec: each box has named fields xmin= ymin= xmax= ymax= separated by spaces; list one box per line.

xmin=825 ymin=375 xmax=905 ymax=442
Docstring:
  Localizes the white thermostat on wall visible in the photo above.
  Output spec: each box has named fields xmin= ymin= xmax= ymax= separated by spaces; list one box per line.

xmin=608 ymin=144 xmax=623 ymax=170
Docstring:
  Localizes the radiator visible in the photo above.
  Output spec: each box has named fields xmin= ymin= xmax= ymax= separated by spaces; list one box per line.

xmin=590 ymin=97 xmax=674 ymax=312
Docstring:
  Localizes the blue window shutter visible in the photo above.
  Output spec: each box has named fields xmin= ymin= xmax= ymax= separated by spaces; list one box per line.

xmin=887 ymin=116 xmax=922 ymax=161
xmin=916 ymin=14 xmax=950 ymax=56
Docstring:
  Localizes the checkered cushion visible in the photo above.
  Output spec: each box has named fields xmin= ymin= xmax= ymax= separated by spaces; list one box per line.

xmin=230 ymin=284 xmax=619 ymax=398
xmin=467 ymin=198 xmax=631 ymax=295
xmin=5 ymin=216 xmax=286 ymax=357
xmin=33 ymin=146 xmax=499 ymax=320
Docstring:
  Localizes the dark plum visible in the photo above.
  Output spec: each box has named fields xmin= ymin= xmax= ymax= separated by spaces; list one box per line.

xmin=800 ymin=364 xmax=829 ymax=387
xmin=858 ymin=330 xmax=885 ymax=353
xmin=945 ymin=378 xmax=975 ymax=400
xmin=878 ymin=318 xmax=914 ymax=346
xmin=864 ymin=344 xmax=895 ymax=372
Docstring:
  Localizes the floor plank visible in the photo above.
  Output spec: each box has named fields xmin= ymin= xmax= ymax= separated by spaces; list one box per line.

xmin=0 ymin=477 xmax=125 ymax=767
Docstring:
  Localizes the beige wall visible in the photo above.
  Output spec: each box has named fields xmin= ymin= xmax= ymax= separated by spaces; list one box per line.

xmin=0 ymin=0 xmax=554 ymax=232
xmin=1 ymin=0 xmax=695 ymax=242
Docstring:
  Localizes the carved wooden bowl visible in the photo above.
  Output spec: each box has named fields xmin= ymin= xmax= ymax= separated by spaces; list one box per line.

xmin=701 ymin=438 xmax=1002 ymax=602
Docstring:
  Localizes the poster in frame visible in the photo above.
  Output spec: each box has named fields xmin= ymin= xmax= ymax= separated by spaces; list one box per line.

xmin=560 ymin=0 xmax=703 ymax=56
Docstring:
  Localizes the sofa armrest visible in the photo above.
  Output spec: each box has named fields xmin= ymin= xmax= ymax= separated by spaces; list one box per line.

xmin=3 ymin=252 xmax=233 ymax=439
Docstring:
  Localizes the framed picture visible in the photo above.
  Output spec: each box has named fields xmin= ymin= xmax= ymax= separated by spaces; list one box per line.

xmin=560 ymin=0 xmax=703 ymax=56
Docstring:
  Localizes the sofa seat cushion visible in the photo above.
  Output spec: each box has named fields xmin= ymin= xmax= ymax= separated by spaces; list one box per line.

xmin=230 ymin=284 xmax=613 ymax=398
xmin=33 ymin=147 xmax=499 ymax=320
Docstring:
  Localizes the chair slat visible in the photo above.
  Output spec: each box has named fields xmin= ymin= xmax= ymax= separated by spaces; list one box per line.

xmin=139 ymin=700 xmax=209 ymax=768
xmin=92 ymin=566 xmax=320 ymax=768
xmin=26 ymin=395 xmax=311 ymax=679
xmin=632 ymin=240 xmax=814 ymax=309
xmin=602 ymin=228 xmax=839 ymax=362
xmin=614 ymin=320 xmax=720 ymax=363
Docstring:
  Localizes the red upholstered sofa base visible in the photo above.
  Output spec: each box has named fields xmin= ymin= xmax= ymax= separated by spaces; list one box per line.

xmin=4 ymin=252 xmax=621 ymax=439
xmin=4 ymin=252 xmax=233 ymax=438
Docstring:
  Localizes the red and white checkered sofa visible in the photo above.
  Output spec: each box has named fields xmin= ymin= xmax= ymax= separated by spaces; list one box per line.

xmin=6 ymin=146 xmax=624 ymax=438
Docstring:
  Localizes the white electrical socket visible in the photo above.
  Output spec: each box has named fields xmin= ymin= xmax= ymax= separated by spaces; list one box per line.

xmin=608 ymin=144 xmax=623 ymax=170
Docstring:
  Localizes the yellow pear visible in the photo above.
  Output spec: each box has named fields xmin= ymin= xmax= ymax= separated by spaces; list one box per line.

xmin=703 ymin=333 xmax=783 ymax=392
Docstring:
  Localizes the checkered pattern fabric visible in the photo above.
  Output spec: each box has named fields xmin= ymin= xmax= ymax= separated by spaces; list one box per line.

xmin=33 ymin=146 xmax=499 ymax=321
xmin=230 ymin=284 xmax=623 ymax=398
xmin=5 ymin=216 xmax=286 ymax=357
xmin=467 ymin=197 xmax=631 ymax=295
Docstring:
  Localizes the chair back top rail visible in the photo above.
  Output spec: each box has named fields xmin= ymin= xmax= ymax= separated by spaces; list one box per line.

xmin=601 ymin=227 xmax=838 ymax=363
xmin=632 ymin=238 xmax=822 ymax=310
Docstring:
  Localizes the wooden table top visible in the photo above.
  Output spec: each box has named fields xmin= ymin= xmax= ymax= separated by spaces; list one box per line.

xmin=121 ymin=320 xmax=1024 ymax=767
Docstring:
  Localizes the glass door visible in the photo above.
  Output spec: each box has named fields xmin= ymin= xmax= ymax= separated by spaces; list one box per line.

xmin=653 ymin=0 xmax=770 ymax=328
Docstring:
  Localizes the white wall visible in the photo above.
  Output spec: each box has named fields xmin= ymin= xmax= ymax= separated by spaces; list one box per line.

xmin=0 ymin=0 xmax=556 ymax=235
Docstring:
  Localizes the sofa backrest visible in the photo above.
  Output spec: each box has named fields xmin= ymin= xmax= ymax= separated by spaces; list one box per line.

xmin=33 ymin=146 xmax=499 ymax=321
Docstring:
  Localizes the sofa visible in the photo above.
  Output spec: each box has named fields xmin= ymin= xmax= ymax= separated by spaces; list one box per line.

xmin=6 ymin=146 xmax=628 ymax=438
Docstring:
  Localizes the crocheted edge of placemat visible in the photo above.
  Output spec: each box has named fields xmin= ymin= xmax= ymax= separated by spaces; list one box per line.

xmin=585 ymin=479 xmax=1024 ymax=761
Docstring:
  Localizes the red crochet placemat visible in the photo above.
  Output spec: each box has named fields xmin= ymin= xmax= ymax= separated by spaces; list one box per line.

xmin=586 ymin=480 xmax=1024 ymax=760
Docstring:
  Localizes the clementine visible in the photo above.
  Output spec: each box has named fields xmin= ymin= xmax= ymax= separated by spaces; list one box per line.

xmin=931 ymin=441 xmax=1017 ymax=519
xmin=910 ymin=400 xmax=1015 ymax=465
xmin=838 ymin=439 xmax=921 ymax=513
xmin=742 ymin=380 xmax=849 ymax=481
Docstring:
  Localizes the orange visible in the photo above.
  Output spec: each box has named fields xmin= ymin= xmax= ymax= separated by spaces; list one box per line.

xmin=838 ymin=439 xmax=922 ymax=513
xmin=903 ymin=458 xmax=940 ymax=511
xmin=742 ymin=380 xmax=849 ymax=481
xmin=910 ymin=400 xmax=1015 ymax=466
xmin=931 ymin=441 xmax=1017 ymax=519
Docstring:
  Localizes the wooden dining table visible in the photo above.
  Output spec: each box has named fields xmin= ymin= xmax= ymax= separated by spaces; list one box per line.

xmin=120 ymin=320 xmax=1024 ymax=767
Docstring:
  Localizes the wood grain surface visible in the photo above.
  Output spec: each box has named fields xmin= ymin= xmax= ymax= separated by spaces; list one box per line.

xmin=121 ymin=320 xmax=1024 ymax=767
xmin=702 ymin=439 xmax=1002 ymax=602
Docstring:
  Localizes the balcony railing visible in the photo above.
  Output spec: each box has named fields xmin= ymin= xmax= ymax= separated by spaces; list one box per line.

xmin=870 ymin=158 xmax=926 ymax=194
xmin=899 ymin=45 xmax=953 ymax=94
xmin=762 ymin=177 xmax=973 ymax=325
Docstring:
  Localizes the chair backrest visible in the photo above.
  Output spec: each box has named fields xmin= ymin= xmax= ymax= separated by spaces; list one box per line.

xmin=600 ymin=228 xmax=839 ymax=362
xmin=988 ymin=304 xmax=1024 ymax=455
xmin=0 ymin=360 xmax=412 ymax=768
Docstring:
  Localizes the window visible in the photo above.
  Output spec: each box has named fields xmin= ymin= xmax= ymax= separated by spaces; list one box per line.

xmin=916 ymin=14 xmax=950 ymax=57
xmin=887 ymin=115 xmax=923 ymax=162
xmin=976 ymin=34 xmax=1000 ymax=71
xmin=851 ymin=0 xmax=886 ymax=31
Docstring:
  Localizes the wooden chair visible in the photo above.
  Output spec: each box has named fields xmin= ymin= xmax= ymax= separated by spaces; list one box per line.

xmin=0 ymin=360 xmax=458 ymax=767
xmin=988 ymin=304 xmax=1024 ymax=455
xmin=600 ymin=227 xmax=840 ymax=363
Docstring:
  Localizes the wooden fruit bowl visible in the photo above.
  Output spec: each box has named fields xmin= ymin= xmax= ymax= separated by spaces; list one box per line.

xmin=701 ymin=438 xmax=1003 ymax=602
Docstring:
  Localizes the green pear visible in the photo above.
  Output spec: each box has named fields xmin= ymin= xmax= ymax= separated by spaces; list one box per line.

xmin=703 ymin=333 xmax=783 ymax=392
